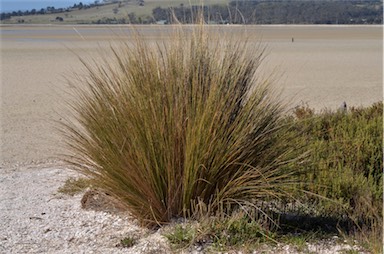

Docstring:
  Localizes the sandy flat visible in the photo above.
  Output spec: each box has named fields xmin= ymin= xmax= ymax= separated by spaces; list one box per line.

xmin=0 ymin=25 xmax=382 ymax=165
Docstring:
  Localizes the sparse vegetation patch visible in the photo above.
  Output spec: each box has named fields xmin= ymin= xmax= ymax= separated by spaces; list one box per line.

xmin=58 ymin=177 xmax=91 ymax=196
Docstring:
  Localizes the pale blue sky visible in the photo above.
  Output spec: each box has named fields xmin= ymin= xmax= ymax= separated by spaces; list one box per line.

xmin=1 ymin=0 xmax=95 ymax=12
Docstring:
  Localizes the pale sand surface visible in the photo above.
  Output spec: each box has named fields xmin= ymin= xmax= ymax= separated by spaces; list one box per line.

xmin=1 ymin=25 xmax=382 ymax=165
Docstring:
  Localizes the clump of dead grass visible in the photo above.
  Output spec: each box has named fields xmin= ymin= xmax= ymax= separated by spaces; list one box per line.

xmin=61 ymin=23 xmax=305 ymax=228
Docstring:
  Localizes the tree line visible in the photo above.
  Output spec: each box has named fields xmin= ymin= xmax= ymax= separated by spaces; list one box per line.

xmin=1 ymin=1 xmax=97 ymax=21
xmin=1 ymin=0 xmax=382 ymax=24
xmin=152 ymin=0 xmax=383 ymax=25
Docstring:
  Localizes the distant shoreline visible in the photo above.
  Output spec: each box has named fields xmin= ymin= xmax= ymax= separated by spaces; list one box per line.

xmin=1 ymin=23 xmax=383 ymax=28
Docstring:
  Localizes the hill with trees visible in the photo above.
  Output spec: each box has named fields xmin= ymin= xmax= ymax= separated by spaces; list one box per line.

xmin=153 ymin=0 xmax=383 ymax=25
xmin=1 ymin=0 xmax=382 ymax=24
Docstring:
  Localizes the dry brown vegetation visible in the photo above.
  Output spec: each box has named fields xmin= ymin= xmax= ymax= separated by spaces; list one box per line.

xmin=62 ymin=23 xmax=306 ymax=228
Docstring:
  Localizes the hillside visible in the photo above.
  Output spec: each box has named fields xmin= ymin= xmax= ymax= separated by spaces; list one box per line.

xmin=1 ymin=0 xmax=382 ymax=24
xmin=0 ymin=0 xmax=229 ymax=24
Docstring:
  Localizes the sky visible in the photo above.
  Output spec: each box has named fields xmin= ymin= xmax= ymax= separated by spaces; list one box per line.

xmin=1 ymin=0 xmax=95 ymax=13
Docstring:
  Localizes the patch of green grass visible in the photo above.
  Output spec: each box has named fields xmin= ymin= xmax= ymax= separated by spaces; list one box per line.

xmin=206 ymin=213 xmax=275 ymax=250
xmin=342 ymin=249 xmax=361 ymax=254
xmin=118 ymin=236 xmax=137 ymax=248
xmin=278 ymin=231 xmax=322 ymax=253
xmin=280 ymin=235 xmax=307 ymax=252
xmin=58 ymin=177 xmax=91 ymax=196
xmin=163 ymin=210 xmax=276 ymax=252
xmin=164 ymin=224 xmax=196 ymax=249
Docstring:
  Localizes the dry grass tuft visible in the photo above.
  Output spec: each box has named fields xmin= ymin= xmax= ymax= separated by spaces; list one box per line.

xmin=61 ymin=24 xmax=305 ymax=228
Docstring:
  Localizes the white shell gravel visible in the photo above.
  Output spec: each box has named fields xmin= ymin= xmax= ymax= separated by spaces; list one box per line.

xmin=0 ymin=162 xmax=169 ymax=254
xmin=0 ymin=162 xmax=368 ymax=254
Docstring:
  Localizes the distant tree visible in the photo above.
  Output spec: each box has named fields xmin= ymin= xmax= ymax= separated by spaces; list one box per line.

xmin=152 ymin=6 xmax=168 ymax=21
xmin=46 ymin=6 xmax=55 ymax=12
xmin=128 ymin=12 xmax=137 ymax=23
xmin=0 ymin=13 xmax=12 ymax=20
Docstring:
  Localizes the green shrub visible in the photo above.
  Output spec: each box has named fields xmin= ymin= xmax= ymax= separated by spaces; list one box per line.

xmin=292 ymin=102 xmax=382 ymax=225
xmin=206 ymin=212 xmax=275 ymax=249
xmin=277 ymin=102 xmax=383 ymax=253
xmin=164 ymin=209 xmax=276 ymax=252
xmin=62 ymin=25 xmax=305 ymax=228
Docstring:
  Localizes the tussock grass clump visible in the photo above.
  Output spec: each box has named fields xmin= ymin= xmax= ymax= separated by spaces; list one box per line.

xmin=62 ymin=25 xmax=304 ymax=228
